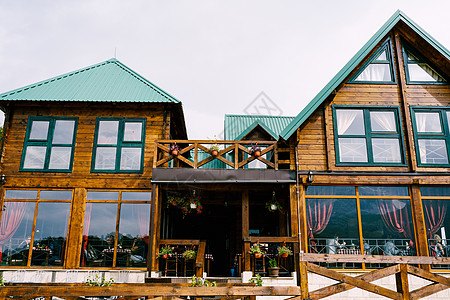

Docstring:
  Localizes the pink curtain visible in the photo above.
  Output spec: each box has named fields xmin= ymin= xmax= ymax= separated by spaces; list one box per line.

xmin=423 ymin=200 xmax=447 ymax=239
xmin=136 ymin=205 xmax=150 ymax=241
xmin=378 ymin=199 xmax=413 ymax=240
xmin=306 ymin=199 xmax=334 ymax=239
xmin=0 ymin=202 xmax=29 ymax=261
xmin=81 ymin=203 xmax=92 ymax=266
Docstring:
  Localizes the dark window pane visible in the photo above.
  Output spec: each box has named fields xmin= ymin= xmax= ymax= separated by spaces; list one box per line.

xmin=422 ymin=199 xmax=449 ymax=265
xmin=31 ymin=202 xmax=70 ymax=266
xmin=87 ymin=191 xmax=120 ymax=201
xmin=420 ymin=187 xmax=450 ymax=197
xmin=0 ymin=202 xmax=36 ymax=266
xmin=4 ymin=190 xmax=38 ymax=199
xmin=359 ymin=186 xmax=409 ymax=197
xmin=122 ymin=192 xmax=152 ymax=201
xmin=305 ymin=186 xmax=355 ymax=196
xmin=39 ymin=190 xmax=73 ymax=200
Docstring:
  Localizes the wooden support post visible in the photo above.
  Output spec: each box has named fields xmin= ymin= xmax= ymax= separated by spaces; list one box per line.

xmin=290 ymin=184 xmax=301 ymax=285
xmin=242 ymin=190 xmax=251 ymax=272
xmin=299 ymin=261 xmax=309 ymax=300
xmin=65 ymin=188 xmax=87 ymax=269
xmin=149 ymin=184 xmax=161 ymax=273
xmin=410 ymin=184 xmax=430 ymax=271
xmin=396 ymin=264 xmax=410 ymax=300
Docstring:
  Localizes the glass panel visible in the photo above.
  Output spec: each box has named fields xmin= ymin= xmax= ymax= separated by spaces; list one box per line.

xmin=117 ymin=203 xmax=151 ymax=267
xmin=40 ymin=190 xmax=72 ymax=200
xmin=94 ymin=147 xmax=117 ymax=170
xmin=447 ymin=112 xmax=450 ymax=132
xmin=122 ymin=192 xmax=152 ymax=201
xmin=97 ymin=121 xmax=119 ymax=145
xmin=354 ymin=64 xmax=391 ymax=82
xmin=406 ymin=50 xmax=419 ymax=61
xmin=422 ymin=199 xmax=450 ymax=263
xmin=418 ymin=139 xmax=448 ymax=164
xmin=31 ymin=202 xmax=70 ymax=266
xmin=23 ymin=146 xmax=47 ymax=169
xmin=80 ymin=203 xmax=118 ymax=267
xmin=305 ymin=186 xmax=355 ymax=196
xmin=53 ymin=120 xmax=75 ymax=144
xmin=361 ymin=198 xmax=415 ymax=267
xmin=375 ymin=50 xmax=387 ymax=61
xmin=87 ymin=191 xmax=120 ymax=201
xmin=338 ymin=138 xmax=368 ymax=162
xmin=359 ymin=186 xmax=409 ymax=197
xmin=415 ymin=112 xmax=442 ymax=133
xmin=4 ymin=190 xmax=38 ymax=199
xmin=120 ymin=148 xmax=141 ymax=170
xmin=123 ymin=122 xmax=142 ymax=142
xmin=29 ymin=121 xmax=49 ymax=140
xmin=420 ymin=187 xmax=450 ymax=197
xmin=372 ymin=138 xmax=402 ymax=163
xmin=408 ymin=63 xmax=446 ymax=82
xmin=0 ymin=202 xmax=36 ymax=266
xmin=306 ymin=198 xmax=360 ymax=268
xmin=336 ymin=110 xmax=364 ymax=135
xmin=49 ymin=147 xmax=72 ymax=169
xmin=370 ymin=111 xmax=396 ymax=132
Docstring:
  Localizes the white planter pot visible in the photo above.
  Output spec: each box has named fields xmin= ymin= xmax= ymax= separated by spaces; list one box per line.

xmin=190 ymin=203 xmax=197 ymax=209
xmin=270 ymin=204 xmax=277 ymax=211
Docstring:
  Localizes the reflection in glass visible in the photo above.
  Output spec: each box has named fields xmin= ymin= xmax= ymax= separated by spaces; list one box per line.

xmin=422 ymin=199 xmax=449 ymax=263
xmin=23 ymin=146 xmax=47 ymax=169
xmin=415 ymin=112 xmax=442 ymax=133
xmin=117 ymin=204 xmax=150 ymax=267
xmin=359 ymin=186 xmax=409 ymax=197
xmin=372 ymin=138 xmax=401 ymax=163
xmin=40 ymin=190 xmax=72 ymax=200
xmin=49 ymin=147 xmax=72 ymax=169
xmin=122 ymin=192 xmax=152 ymax=201
xmin=80 ymin=203 xmax=118 ymax=267
xmin=4 ymin=190 xmax=38 ymax=200
xmin=95 ymin=147 xmax=117 ymax=170
xmin=97 ymin=121 xmax=119 ymax=145
xmin=29 ymin=121 xmax=49 ymax=140
xmin=120 ymin=148 xmax=141 ymax=170
xmin=305 ymin=186 xmax=355 ymax=196
xmin=31 ymin=202 xmax=70 ymax=266
xmin=87 ymin=191 xmax=120 ymax=201
xmin=418 ymin=139 xmax=448 ymax=164
xmin=53 ymin=120 xmax=75 ymax=144
xmin=336 ymin=110 xmax=365 ymax=135
xmin=124 ymin=122 xmax=142 ymax=142
xmin=0 ymin=202 xmax=36 ymax=266
xmin=420 ymin=187 xmax=450 ymax=197
xmin=338 ymin=138 xmax=368 ymax=162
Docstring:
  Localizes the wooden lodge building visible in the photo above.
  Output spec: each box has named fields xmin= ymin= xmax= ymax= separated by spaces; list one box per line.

xmin=1 ymin=10 xmax=450 ymax=299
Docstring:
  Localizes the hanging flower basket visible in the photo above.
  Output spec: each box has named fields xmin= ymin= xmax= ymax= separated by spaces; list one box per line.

xmin=250 ymin=143 xmax=261 ymax=157
xmin=169 ymin=143 xmax=181 ymax=156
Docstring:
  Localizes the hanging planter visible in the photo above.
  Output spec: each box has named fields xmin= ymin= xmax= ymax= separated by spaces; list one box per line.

xmin=265 ymin=191 xmax=285 ymax=214
xmin=250 ymin=143 xmax=261 ymax=157
xmin=169 ymin=143 xmax=181 ymax=156
xmin=190 ymin=203 xmax=197 ymax=209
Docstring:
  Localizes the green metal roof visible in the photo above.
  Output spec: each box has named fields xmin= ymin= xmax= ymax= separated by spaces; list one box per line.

xmin=0 ymin=58 xmax=180 ymax=103
xmin=280 ymin=10 xmax=450 ymax=140
xmin=224 ymin=114 xmax=295 ymax=141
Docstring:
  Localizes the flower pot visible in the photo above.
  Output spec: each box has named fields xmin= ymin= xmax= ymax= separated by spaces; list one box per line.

xmin=268 ymin=267 xmax=279 ymax=277
xmin=190 ymin=203 xmax=197 ymax=209
xmin=172 ymin=200 xmax=178 ymax=206
xmin=171 ymin=149 xmax=179 ymax=156
xmin=270 ymin=204 xmax=277 ymax=211
xmin=211 ymin=150 xmax=219 ymax=157
xmin=163 ymin=254 xmax=168 ymax=259
xmin=253 ymin=150 xmax=261 ymax=157
xmin=254 ymin=253 xmax=262 ymax=259
xmin=281 ymin=253 xmax=289 ymax=258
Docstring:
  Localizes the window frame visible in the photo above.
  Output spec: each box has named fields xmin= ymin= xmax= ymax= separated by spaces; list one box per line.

xmin=411 ymin=106 xmax=450 ymax=167
xmin=402 ymin=42 xmax=447 ymax=85
xmin=333 ymin=105 xmax=406 ymax=166
xmin=91 ymin=117 xmax=146 ymax=173
xmin=348 ymin=38 xmax=397 ymax=85
xmin=20 ymin=116 xmax=78 ymax=172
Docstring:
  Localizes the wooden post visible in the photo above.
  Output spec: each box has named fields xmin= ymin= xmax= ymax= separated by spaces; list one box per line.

xmin=65 ymin=188 xmax=86 ymax=269
xmin=299 ymin=261 xmax=309 ymax=300
xmin=410 ymin=184 xmax=430 ymax=271
xmin=290 ymin=184 xmax=301 ymax=285
xmin=396 ymin=264 xmax=410 ymax=299
xmin=242 ymin=190 xmax=250 ymax=272
xmin=149 ymin=184 xmax=161 ymax=273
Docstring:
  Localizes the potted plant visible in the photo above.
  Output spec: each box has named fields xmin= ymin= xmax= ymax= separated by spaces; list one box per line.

xmin=157 ymin=245 xmax=174 ymax=259
xmin=167 ymin=194 xmax=184 ymax=207
xmin=210 ymin=143 xmax=220 ymax=157
xmin=182 ymin=191 xmax=203 ymax=217
xmin=268 ymin=259 xmax=279 ymax=277
xmin=277 ymin=245 xmax=292 ymax=258
xmin=182 ymin=249 xmax=197 ymax=260
xmin=249 ymin=244 xmax=265 ymax=259
xmin=250 ymin=143 xmax=261 ymax=157
xmin=169 ymin=143 xmax=181 ymax=156
xmin=265 ymin=191 xmax=285 ymax=214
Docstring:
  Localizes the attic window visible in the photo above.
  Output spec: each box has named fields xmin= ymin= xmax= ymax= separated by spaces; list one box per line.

xmin=349 ymin=39 xmax=396 ymax=84
xmin=402 ymin=44 xmax=446 ymax=84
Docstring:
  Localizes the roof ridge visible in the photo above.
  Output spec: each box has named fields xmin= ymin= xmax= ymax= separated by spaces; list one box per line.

xmin=225 ymin=114 xmax=295 ymax=118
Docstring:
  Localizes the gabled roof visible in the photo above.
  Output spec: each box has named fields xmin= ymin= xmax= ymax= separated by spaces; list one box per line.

xmin=280 ymin=10 xmax=450 ymax=140
xmin=224 ymin=114 xmax=295 ymax=141
xmin=0 ymin=58 xmax=180 ymax=103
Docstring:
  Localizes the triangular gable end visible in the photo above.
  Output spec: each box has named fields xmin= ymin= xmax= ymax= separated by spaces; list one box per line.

xmin=402 ymin=42 xmax=447 ymax=84
xmin=234 ymin=120 xmax=278 ymax=141
xmin=349 ymin=38 xmax=396 ymax=84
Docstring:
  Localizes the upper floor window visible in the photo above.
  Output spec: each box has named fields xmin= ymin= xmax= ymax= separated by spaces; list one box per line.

xmin=92 ymin=118 xmax=146 ymax=173
xmin=402 ymin=43 xmax=447 ymax=84
xmin=348 ymin=39 xmax=396 ymax=84
xmin=20 ymin=117 xmax=77 ymax=172
xmin=333 ymin=107 xmax=405 ymax=166
xmin=411 ymin=107 xmax=450 ymax=166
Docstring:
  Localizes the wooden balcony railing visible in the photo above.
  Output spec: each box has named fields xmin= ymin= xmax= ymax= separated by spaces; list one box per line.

xmin=153 ymin=140 xmax=278 ymax=170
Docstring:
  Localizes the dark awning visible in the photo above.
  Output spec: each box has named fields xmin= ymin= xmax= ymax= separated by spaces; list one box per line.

xmin=152 ymin=168 xmax=296 ymax=184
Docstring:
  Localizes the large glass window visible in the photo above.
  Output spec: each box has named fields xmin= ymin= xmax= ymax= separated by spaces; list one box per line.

xmin=92 ymin=118 xmax=146 ymax=173
xmin=305 ymin=186 xmax=415 ymax=270
xmin=412 ymin=108 xmax=450 ymax=166
xmin=80 ymin=191 xmax=151 ymax=268
xmin=334 ymin=107 xmax=405 ymax=165
xmin=402 ymin=43 xmax=447 ymax=84
xmin=21 ymin=117 xmax=77 ymax=171
xmin=0 ymin=190 xmax=72 ymax=267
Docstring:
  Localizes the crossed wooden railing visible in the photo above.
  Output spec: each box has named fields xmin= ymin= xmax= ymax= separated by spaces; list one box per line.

xmin=299 ymin=253 xmax=450 ymax=300
xmin=153 ymin=140 xmax=278 ymax=170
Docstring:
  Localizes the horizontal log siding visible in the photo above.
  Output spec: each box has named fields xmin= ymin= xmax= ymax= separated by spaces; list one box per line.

xmin=1 ymin=102 xmax=170 ymax=189
xmin=297 ymin=109 xmax=327 ymax=170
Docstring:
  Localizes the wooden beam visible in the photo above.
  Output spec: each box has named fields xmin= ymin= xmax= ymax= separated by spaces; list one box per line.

xmin=396 ymin=264 xmax=410 ymax=300
xmin=300 ymin=253 xmax=450 ymax=264
xmin=299 ymin=261 xmax=309 ymax=300
xmin=406 ymin=264 xmax=450 ymax=286
xmin=410 ymin=184 xmax=430 ymax=270
xmin=150 ymin=184 xmax=161 ymax=272
xmin=242 ymin=190 xmax=250 ymax=272
xmin=65 ymin=187 xmax=86 ymax=269
xmin=195 ymin=240 xmax=206 ymax=277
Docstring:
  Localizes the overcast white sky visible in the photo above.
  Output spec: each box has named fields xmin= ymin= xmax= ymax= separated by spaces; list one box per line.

xmin=1 ymin=1 xmax=449 ymax=139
